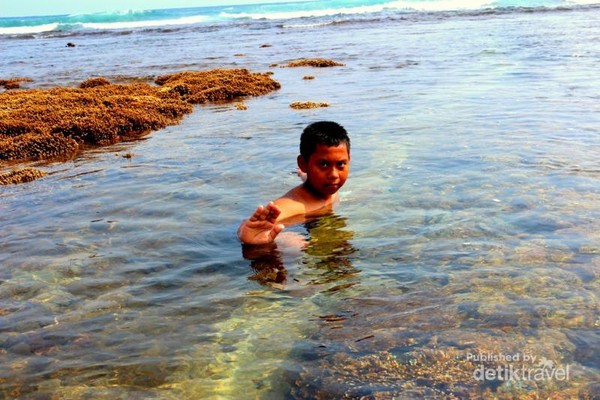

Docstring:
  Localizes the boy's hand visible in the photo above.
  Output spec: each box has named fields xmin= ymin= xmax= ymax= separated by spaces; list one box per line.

xmin=237 ymin=202 xmax=285 ymax=245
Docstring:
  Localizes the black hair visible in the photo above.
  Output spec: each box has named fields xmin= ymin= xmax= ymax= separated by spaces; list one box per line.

xmin=299 ymin=121 xmax=350 ymax=160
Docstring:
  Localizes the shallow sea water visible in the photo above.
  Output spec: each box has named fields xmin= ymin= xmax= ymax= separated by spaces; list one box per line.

xmin=1 ymin=6 xmax=600 ymax=399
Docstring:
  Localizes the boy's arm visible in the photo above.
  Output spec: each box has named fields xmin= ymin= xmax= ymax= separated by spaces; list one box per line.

xmin=237 ymin=202 xmax=285 ymax=245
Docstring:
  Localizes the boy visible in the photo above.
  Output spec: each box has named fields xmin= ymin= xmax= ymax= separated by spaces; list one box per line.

xmin=237 ymin=121 xmax=351 ymax=245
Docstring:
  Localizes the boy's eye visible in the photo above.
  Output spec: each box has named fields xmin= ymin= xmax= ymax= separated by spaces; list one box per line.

xmin=319 ymin=161 xmax=329 ymax=168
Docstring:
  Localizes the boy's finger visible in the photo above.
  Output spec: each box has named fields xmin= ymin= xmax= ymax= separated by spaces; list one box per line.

xmin=266 ymin=202 xmax=281 ymax=217
xmin=269 ymin=224 xmax=284 ymax=240
xmin=249 ymin=205 xmax=265 ymax=221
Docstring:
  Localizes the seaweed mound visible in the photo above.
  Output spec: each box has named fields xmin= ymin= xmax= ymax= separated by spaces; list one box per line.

xmin=287 ymin=59 xmax=344 ymax=68
xmin=155 ymin=68 xmax=281 ymax=104
xmin=0 ymin=168 xmax=47 ymax=185
xmin=0 ymin=78 xmax=33 ymax=90
xmin=0 ymin=84 xmax=191 ymax=162
xmin=290 ymin=101 xmax=329 ymax=110
xmin=0 ymin=69 xmax=281 ymax=171
xmin=79 ymin=77 xmax=111 ymax=89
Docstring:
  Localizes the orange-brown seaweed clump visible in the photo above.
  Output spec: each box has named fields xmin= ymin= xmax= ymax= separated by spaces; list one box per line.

xmin=0 ymin=69 xmax=280 ymax=184
xmin=79 ymin=77 xmax=111 ymax=89
xmin=155 ymin=68 xmax=280 ymax=104
xmin=0 ymin=168 xmax=47 ymax=185
xmin=0 ymin=78 xmax=33 ymax=90
xmin=0 ymin=84 xmax=191 ymax=162
xmin=287 ymin=58 xmax=345 ymax=68
xmin=290 ymin=101 xmax=329 ymax=110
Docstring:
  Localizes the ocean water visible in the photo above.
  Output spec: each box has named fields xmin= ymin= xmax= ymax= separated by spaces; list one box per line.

xmin=1 ymin=0 xmax=600 ymax=398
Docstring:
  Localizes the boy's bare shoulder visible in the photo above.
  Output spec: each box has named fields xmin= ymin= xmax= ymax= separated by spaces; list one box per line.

xmin=273 ymin=184 xmax=339 ymax=224
xmin=273 ymin=186 xmax=307 ymax=222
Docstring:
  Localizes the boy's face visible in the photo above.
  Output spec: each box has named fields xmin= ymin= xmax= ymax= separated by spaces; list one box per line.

xmin=298 ymin=143 xmax=350 ymax=198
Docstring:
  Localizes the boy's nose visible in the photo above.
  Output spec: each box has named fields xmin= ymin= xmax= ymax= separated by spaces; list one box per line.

xmin=328 ymin=168 xmax=339 ymax=180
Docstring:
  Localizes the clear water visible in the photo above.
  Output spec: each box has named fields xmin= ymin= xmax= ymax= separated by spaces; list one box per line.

xmin=1 ymin=5 xmax=600 ymax=399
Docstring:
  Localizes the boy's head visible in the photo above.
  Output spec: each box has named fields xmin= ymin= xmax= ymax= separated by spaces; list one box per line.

xmin=298 ymin=121 xmax=351 ymax=198
xmin=299 ymin=121 xmax=350 ymax=161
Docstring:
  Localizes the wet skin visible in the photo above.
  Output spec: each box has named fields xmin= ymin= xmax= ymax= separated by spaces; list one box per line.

xmin=238 ymin=143 xmax=350 ymax=245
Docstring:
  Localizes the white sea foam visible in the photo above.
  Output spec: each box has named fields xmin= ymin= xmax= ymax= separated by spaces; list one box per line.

xmin=387 ymin=0 xmax=495 ymax=12
xmin=220 ymin=0 xmax=496 ymax=20
xmin=221 ymin=5 xmax=387 ymax=20
xmin=283 ymin=21 xmax=337 ymax=28
xmin=0 ymin=23 xmax=59 ymax=35
xmin=80 ymin=15 xmax=209 ymax=30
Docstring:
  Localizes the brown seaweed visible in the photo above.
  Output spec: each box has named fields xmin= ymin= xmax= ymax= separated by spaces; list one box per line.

xmin=0 ymin=78 xmax=33 ymax=90
xmin=79 ymin=77 xmax=111 ymax=89
xmin=290 ymin=101 xmax=329 ymax=109
xmin=0 ymin=69 xmax=280 ymax=184
xmin=0 ymin=168 xmax=47 ymax=185
xmin=286 ymin=58 xmax=345 ymax=68
xmin=154 ymin=68 xmax=280 ymax=104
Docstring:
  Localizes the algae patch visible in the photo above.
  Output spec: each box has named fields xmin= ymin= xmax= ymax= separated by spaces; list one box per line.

xmin=290 ymin=101 xmax=329 ymax=110
xmin=0 ymin=69 xmax=280 ymax=184
xmin=286 ymin=58 xmax=345 ymax=68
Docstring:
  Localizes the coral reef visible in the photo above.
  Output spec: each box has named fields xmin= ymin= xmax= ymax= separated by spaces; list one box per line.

xmin=0 ymin=168 xmax=47 ymax=185
xmin=290 ymin=101 xmax=329 ymax=110
xmin=286 ymin=58 xmax=344 ymax=68
xmin=0 ymin=69 xmax=280 ymax=184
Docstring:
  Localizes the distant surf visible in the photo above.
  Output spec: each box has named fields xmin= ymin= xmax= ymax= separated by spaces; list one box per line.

xmin=1 ymin=0 xmax=599 ymax=36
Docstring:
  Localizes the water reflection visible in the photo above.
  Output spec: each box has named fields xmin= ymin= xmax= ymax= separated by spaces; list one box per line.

xmin=243 ymin=213 xmax=359 ymax=289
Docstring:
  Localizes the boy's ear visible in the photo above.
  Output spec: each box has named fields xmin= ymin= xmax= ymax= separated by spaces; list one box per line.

xmin=297 ymin=155 xmax=307 ymax=172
